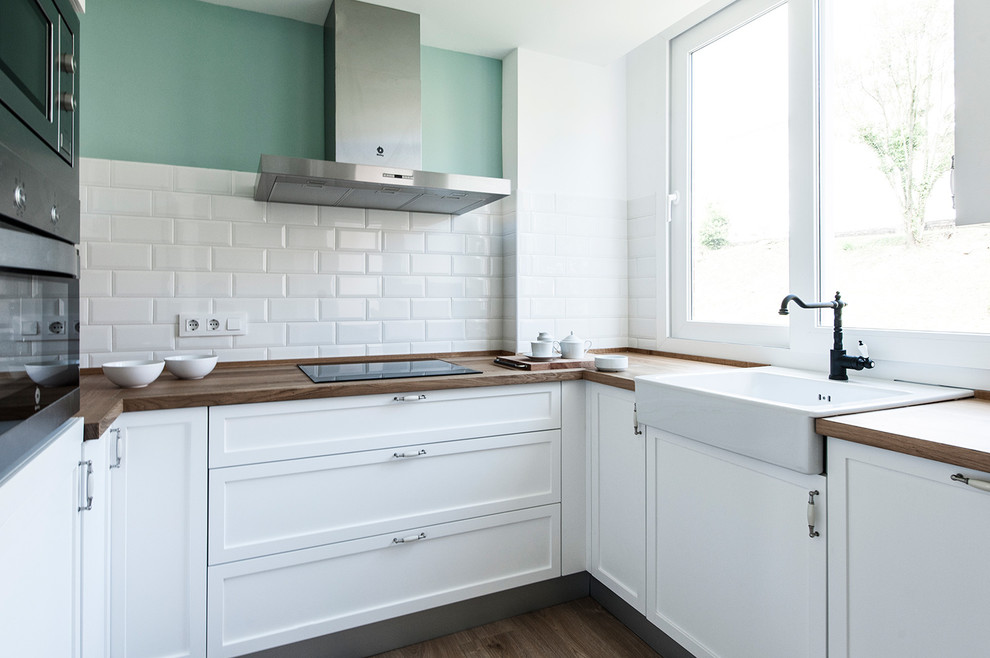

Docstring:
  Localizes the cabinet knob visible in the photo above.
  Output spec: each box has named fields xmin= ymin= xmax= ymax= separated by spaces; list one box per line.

xmin=50 ymin=205 xmax=60 ymax=225
xmin=951 ymin=473 xmax=990 ymax=492
xmin=13 ymin=184 xmax=27 ymax=210
xmin=60 ymin=92 xmax=76 ymax=112
xmin=60 ymin=53 xmax=76 ymax=73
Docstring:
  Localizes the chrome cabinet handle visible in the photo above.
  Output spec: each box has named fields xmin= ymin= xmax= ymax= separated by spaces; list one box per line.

xmin=392 ymin=449 xmax=427 ymax=459
xmin=392 ymin=532 xmax=426 ymax=545
xmin=633 ymin=403 xmax=643 ymax=436
xmin=393 ymin=394 xmax=427 ymax=402
xmin=78 ymin=460 xmax=93 ymax=511
xmin=807 ymin=490 xmax=820 ymax=538
xmin=951 ymin=473 xmax=990 ymax=492
xmin=110 ymin=428 xmax=123 ymax=468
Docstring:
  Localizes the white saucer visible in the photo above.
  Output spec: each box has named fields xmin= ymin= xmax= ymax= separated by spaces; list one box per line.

xmin=522 ymin=352 xmax=559 ymax=362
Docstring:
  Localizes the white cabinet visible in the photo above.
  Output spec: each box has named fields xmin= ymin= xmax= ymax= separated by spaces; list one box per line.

xmin=587 ymin=383 xmax=646 ymax=613
xmin=81 ymin=431 xmax=111 ymax=658
xmin=207 ymin=382 xmax=563 ymax=657
xmin=108 ymin=408 xmax=208 ymax=658
xmin=647 ymin=429 xmax=827 ymax=658
xmin=828 ymin=438 xmax=990 ymax=657
xmin=0 ymin=417 xmax=84 ymax=657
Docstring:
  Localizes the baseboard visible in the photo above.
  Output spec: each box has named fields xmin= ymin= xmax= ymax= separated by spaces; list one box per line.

xmin=589 ymin=577 xmax=696 ymax=658
xmin=243 ymin=572 xmax=592 ymax=658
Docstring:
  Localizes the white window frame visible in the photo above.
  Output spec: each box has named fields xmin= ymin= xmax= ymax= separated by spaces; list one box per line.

xmin=660 ymin=0 xmax=990 ymax=388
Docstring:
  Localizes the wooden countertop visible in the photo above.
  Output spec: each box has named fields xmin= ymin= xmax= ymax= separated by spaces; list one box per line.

xmin=79 ymin=352 xmax=738 ymax=440
xmin=817 ymin=398 xmax=990 ymax=473
xmin=80 ymin=351 xmax=990 ymax=472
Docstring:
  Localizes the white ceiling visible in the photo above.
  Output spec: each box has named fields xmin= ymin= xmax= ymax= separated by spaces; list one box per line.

xmin=198 ymin=0 xmax=706 ymax=65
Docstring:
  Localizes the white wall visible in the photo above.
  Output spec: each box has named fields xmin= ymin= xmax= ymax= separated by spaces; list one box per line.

xmin=78 ymin=159 xmax=505 ymax=366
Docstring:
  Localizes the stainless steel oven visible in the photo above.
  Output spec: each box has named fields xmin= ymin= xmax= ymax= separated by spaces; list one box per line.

xmin=1 ymin=0 xmax=80 ymax=483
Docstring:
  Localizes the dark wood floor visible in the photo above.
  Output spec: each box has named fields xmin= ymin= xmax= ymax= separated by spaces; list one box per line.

xmin=370 ymin=597 xmax=661 ymax=657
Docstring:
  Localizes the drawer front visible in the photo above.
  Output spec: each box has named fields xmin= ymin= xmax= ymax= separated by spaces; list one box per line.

xmin=208 ymin=430 xmax=560 ymax=564
xmin=207 ymin=505 xmax=561 ymax=658
xmin=208 ymin=382 xmax=561 ymax=467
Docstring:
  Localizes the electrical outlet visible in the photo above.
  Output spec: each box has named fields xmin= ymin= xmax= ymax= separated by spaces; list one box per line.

xmin=178 ymin=313 xmax=247 ymax=337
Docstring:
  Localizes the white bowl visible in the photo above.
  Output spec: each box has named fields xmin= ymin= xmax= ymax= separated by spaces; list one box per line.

xmin=25 ymin=360 xmax=77 ymax=387
xmin=102 ymin=360 xmax=165 ymax=388
xmin=595 ymin=354 xmax=629 ymax=372
xmin=164 ymin=355 xmax=218 ymax=380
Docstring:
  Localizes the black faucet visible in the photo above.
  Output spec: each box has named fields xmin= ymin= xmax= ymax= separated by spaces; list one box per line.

xmin=778 ymin=291 xmax=876 ymax=380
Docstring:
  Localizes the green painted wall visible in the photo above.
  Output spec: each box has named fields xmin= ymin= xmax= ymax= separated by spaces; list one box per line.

xmin=421 ymin=46 xmax=502 ymax=178
xmin=80 ymin=0 xmax=324 ymax=172
xmin=79 ymin=1 xmax=502 ymax=178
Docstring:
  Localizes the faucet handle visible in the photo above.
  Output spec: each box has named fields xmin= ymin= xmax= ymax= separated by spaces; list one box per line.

xmin=857 ymin=340 xmax=870 ymax=358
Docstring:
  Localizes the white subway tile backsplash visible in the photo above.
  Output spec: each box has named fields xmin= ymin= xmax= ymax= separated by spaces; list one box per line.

xmin=384 ymin=231 xmax=425 ymax=253
xmin=233 ymin=273 xmax=285 ymax=298
xmin=426 ymin=276 xmax=465 ymax=298
xmin=286 ymin=274 xmax=335 ymax=298
xmin=410 ymin=213 xmax=450 ymax=232
xmin=232 ymin=172 xmax=258 ymax=198
xmin=383 ymin=321 xmax=425 ymax=343
xmin=337 ymin=275 xmax=382 ymax=297
xmin=452 ymin=256 xmax=490 ymax=276
xmin=90 ymin=298 xmax=153 ymax=324
xmin=214 ymin=347 xmax=269 ymax=362
xmin=89 ymin=187 xmax=153 ymax=216
xmin=176 ymin=219 xmax=231 ymax=246
xmin=213 ymin=196 xmax=266 ymax=223
xmin=153 ymin=191 xmax=212 ymax=219
xmin=465 ymin=319 xmax=500 ymax=339
xmin=320 ymin=252 xmax=366 ymax=274
xmin=411 ymin=299 xmax=451 ymax=319
xmin=215 ymin=298 xmax=268 ymax=322
xmin=367 ymin=209 xmax=410 ymax=230
xmin=411 ymin=254 xmax=451 ymax=275
xmin=383 ymin=276 xmax=426 ymax=298
xmin=269 ymin=346 xmax=319 ymax=360
xmin=80 ymin=158 xmax=110 ymax=187
xmin=268 ymin=202 xmax=319 ymax=226
xmin=233 ymin=222 xmax=284 ymax=248
xmin=452 ymin=214 xmax=489 ymax=235
xmin=81 ymin=214 xmax=111 ymax=242
xmin=318 ymin=344 xmax=366 ymax=358
xmin=111 ymin=161 xmax=173 ymax=190
xmin=110 ymin=216 xmax=173 ymax=244
xmin=367 ymin=253 xmax=410 ymax=274
xmin=452 ymin=299 xmax=495 ymax=319
xmin=174 ymin=166 xmax=231 ymax=194
xmin=268 ymin=250 xmax=318 ymax=274
xmin=368 ymin=298 xmax=410 ymax=320
xmin=154 ymin=245 xmax=211 ymax=271
xmin=154 ymin=298 xmax=211 ymax=324
xmin=213 ymin=247 xmax=265 ymax=272
xmin=80 ymin=325 xmax=112 ymax=353
xmin=320 ymin=298 xmax=366 ymax=321
xmin=319 ymin=206 xmax=365 ymax=227
xmin=270 ymin=298 xmax=319 ymax=322
xmin=287 ymin=226 xmax=334 ymax=249
xmin=113 ymin=271 xmax=174 ymax=297
xmin=287 ymin=322 xmax=335 ymax=346
xmin=233 ymin=322 xmax=286 ymax=348
xmin=114 ymin=324 xmax=175 ymax=351
xmin=89 ymin=243 xmax=152 ymax=270
xmin=425 ymin=233 xmax=465 ymax=254
xmin=337 ymin=321 xmax=382 ymax=344
xmin=426 ymin=320 xmax=466 ymax=341
xmin=465 ymin=277 xmax=499 ymax=297
xmin=176 ymin=272 xmax=231 ymax=297
xmin=80 ymin=270 xmax=112 ymax=297
xmin=337 ymin=229 xmax=381 ymax=251
xmin=465 ymin=235 xmax=494 ymax=255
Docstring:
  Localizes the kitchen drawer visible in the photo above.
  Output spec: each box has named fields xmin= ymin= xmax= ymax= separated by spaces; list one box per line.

xmin=208 ymin=382 xmax=561 ymax=467
xmin=208 ymin=430 xmax=560 ymax=564
xmin=206 ymin=505 xmax=561 ymax=658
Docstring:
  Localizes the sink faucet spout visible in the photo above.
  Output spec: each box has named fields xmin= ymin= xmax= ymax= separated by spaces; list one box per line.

xmin=778 ymin=291 xmax=876 ymax=380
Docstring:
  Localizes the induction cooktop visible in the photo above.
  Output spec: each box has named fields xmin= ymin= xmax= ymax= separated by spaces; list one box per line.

xmin=299 ymin=359 xmax=482 ymax=383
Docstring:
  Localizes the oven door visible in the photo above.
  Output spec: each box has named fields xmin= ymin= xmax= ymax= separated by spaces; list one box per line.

xmin=0 ymin=0 xmax=76 ymax=162
xmin=0 ymin=224 xmax=79 ymax=484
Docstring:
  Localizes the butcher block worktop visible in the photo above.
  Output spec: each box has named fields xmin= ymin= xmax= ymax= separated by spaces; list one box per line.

xmin=78 ymin=352 xmax=740 ymax=441
xmin=80 ymin=351 xmax=990 ymax=470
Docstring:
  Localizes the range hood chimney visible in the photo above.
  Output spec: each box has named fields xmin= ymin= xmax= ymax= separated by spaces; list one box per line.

xmin=254 ymin=0 xmax=510 ymax=215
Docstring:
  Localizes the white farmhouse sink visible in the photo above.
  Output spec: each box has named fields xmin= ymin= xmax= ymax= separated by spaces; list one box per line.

xmin=635 ymin=366 xmax=973 ymax=474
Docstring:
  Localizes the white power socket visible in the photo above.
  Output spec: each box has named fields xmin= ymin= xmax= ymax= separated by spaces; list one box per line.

xmin=178 ymin=313 xmax=247 ymax=337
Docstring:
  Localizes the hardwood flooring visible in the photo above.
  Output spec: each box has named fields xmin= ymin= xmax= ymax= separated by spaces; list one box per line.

xmin=370 ymin=597 xmax=661 ymax=657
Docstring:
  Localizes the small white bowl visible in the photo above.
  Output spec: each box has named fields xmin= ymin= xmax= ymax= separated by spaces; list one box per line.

xmin=595 ymin=354 xmax=629 ymax=372
xmin=102 ymin=360 xmax=165 ymax=388
xmin=25 ymin=360 xmax=77 ymax=387
xmin=164 ymin=355 xmax=218 ymax=380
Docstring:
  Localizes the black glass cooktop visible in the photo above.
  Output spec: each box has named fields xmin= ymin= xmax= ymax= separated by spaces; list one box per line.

xmin=299 ymin=359 xmax=482 ymax=383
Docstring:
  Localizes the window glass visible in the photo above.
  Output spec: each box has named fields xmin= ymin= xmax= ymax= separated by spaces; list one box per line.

xmin=820 ymin=0 xmax=988 ymax=334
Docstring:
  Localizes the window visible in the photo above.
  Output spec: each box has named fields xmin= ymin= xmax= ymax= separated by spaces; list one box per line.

xmin=668 ymin=0 xmax=990 ymax=369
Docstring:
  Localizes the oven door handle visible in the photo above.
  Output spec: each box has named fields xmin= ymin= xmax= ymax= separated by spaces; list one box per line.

xmin=0 ymin=229 xmax=77 ymax=277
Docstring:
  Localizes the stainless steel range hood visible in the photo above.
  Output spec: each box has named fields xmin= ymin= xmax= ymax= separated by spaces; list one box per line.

xmin=254 ymin=0 xmax=510 ymax=215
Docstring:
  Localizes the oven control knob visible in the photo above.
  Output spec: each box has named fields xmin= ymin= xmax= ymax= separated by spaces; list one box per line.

xmin=50 ymin=205 xmax=60 ymax=225
xmin=60 ymin=53 xmax=76 ymax=73
xmin=13 ymin=185 xmax=27 ymax=210
xmin=60 ymin=93 xmax=76 ymax=112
